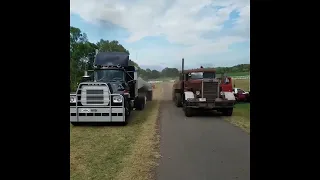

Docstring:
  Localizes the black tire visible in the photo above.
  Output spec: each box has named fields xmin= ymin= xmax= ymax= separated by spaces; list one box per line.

xmin=183 ymin=102 xmax=193 ymax=117
xmin=222 ymin=108 xmax=233 ymax=116
xmin=71 ymin=122 xmax=80 ymax=126
xmin=122 ymin=119 xmax=128 ymax=126
xmin=246 ymin=95 xmax=250 ymax=102
xmin=184 ymin=107 xmax=193 ymax=117
xmin=135 ymin=96 xmax=145 ymax=110
xmin=175 ymin=93 xmax=182 ymax=107
xmin=146 ymin=91 xmax=153 ymax=101
xmin=123 ymin=101 xmax=131 ymax=125
xmin=172 ymin=91 xmax=175 ymax=101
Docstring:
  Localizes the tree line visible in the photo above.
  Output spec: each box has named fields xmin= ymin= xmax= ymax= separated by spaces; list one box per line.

xmin=215 ymin=64 xmax=250 ymax=74
xmin=70 ymin=26 xmax=181 ymax=90
xmin=70 ymin=26 xmax=249 ymax=91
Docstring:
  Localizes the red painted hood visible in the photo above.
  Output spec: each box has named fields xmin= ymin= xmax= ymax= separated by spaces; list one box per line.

xmin=184 ymin=80 xmax=202 ymax=92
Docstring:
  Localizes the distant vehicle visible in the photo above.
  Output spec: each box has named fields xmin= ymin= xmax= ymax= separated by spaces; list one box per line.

xmin=233 ymin=88 xmax=250 ymax=102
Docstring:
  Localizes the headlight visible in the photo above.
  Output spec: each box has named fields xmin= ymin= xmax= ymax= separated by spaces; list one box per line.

xmin=113 ymin=95 xmax=123 ymax=103
xmin=196 ymin=91 xmax=200 ymax=95
xmin=70 ymin=96 xmax=76 ymax=103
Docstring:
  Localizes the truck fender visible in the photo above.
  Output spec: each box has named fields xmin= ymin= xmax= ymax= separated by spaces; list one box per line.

xmin=224 ymin=92 xmax=236 ymax=101
xmin=184 ymin=91 xmax=195 ymax=100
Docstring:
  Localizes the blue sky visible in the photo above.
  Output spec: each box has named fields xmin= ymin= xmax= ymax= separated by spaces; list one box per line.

xmin=70 ymin=0 xmax=250 ymax=71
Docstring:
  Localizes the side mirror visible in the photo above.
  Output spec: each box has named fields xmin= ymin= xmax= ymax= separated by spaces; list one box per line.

xmin=134 ymin=72 xmax=138 ymax=80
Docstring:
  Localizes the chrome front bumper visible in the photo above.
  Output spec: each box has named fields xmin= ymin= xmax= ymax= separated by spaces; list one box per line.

xmin=185 ymin=98 xmax=235 ymax=109
xmin=70 ymin=106 xmax=125 ymax=122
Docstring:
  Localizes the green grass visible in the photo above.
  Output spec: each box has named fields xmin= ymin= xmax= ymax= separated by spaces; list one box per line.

xmin=225 ymin=103 xmax=250 ymax=133
xmin=70 ymin=85 xmax=162 ymax=180
xmin=232 ymin=79 xmax=250 ymax=91
xmin=227 ymin=71 xmax=250 ymax=77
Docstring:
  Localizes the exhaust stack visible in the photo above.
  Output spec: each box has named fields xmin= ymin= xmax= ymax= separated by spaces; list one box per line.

xmin=182 ymin=58 xmax=184 ymax=81
xmin=83 ymin=71 xmax=89 ymax=77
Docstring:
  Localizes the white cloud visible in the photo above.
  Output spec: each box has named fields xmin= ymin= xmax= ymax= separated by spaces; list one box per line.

xmin=70 ymin=0 xmax=250 ymax=67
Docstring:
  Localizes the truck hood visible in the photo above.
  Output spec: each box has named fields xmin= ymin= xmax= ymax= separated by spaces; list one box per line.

xmin=185 ymin=79 xmax=202 ymax=92
xmin=76 ymin=81 xmax=127 ymax=94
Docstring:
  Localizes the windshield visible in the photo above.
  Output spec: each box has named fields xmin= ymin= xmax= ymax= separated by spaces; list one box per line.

xmin=94 ymin=69 xmax=125 ymax=82
xmin=189 ymin=72 xmax=215 ymax=79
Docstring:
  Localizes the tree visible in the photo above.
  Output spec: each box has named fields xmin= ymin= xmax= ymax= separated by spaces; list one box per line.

xmin=70 ymin=26 xmax=98 ymax=91
xmin=161 ymin=67 xmax=179 ymax=78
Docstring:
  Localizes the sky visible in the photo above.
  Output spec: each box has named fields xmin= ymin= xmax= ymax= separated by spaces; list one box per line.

xmin=70 ymin=0 xmax=250 ymax=71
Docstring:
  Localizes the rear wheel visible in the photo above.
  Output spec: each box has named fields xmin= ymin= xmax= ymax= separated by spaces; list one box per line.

xmin=135 ymin=95 xmax=145 ymax=110
xmin=175 ymin=93 xmax=182 ymax=107
xmin=146 ymin=91 xmax=153 ymax=101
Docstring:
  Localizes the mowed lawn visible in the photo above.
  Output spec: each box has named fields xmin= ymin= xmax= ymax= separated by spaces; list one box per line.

xmin=226 ymin=103 xmax=250 ymax=133
xmin=70 ymin=84 xmax=162 ymax=180
xmin=226 ymin=78 xmax=250 ymax=133
xmin=232 ymin=79 xmax=250 ymax=91
xmin=228 ymin=71 xmax=250 ymax=77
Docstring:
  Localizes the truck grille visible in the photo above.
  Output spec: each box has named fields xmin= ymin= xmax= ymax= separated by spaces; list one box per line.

xmin=202 ymin=81 xmax=219 ymax=101
xmin=86 ymin=90 xmax=104 ymax=104
xmin=78 ymin=84 xmax=110 ymax=106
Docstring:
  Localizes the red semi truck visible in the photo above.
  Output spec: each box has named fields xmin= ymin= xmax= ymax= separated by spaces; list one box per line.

xmin=172 ymin=58 xmax=236 ymax=117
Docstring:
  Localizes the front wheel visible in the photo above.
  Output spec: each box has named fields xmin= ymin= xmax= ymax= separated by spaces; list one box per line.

xmin=124 ymin=101 xmax=131 ymax=125
xmin=183 ymin=102 xmax=193 ymax=117
xmin=222 ymin=108 xmax=233 ymax=116
xmin=184 ymin=108 xmax=193 ymax=117
xmin=71 ymin=122 xmax=80 ymax=126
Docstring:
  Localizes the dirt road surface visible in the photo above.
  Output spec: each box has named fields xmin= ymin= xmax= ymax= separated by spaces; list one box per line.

xmin=156 ymin=82 xmax=250 ymax=180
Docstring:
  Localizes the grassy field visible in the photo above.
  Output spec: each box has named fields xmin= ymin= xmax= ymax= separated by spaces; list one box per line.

xmin=227 ymin=78 xmax=250 ymax=133
xmin=225 ymin=103 xmax=250 ymax=133
xmin=232 ymin=79 xmax=250 ymax=91
xmin=227 ymin=71 xmax=250 ymax=77
xmin=70 ymin=85 xmax=162 ymax=180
